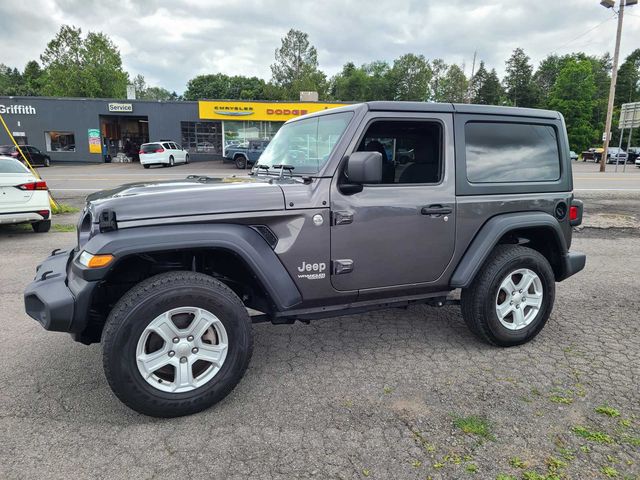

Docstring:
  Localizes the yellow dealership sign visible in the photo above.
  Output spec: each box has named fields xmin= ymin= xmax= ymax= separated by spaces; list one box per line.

xmin=198 ymin=100 xmax=347 ymax=122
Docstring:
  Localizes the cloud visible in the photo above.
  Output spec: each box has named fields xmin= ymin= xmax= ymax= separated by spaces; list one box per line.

xmin=0 ymin=0 xmax=639 ymax=94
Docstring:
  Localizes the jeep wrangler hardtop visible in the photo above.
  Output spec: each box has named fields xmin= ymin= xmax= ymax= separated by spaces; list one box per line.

xmin=25 ymin=101 xmax=585 ymax=417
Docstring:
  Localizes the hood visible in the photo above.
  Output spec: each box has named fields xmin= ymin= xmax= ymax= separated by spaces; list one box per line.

xmin=87 ymin=176 xmax=285 ymax=223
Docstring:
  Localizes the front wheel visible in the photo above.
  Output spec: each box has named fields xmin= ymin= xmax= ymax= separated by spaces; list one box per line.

xmin=143 ymin=164 xmax=150 ymax=169
xmin=460 ymin=245 xmax=555 ymax=347
xmin=43 ymin=158 xmax=50 ymax=167
xmin=235 ymin=156 xmax=247 ymax=169
xmin=102 ymin=271 xmax=253 ymax=417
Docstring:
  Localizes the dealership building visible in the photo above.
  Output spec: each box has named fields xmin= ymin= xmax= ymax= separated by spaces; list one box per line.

xmin=0 ymin=96 xmax=347 ymax=163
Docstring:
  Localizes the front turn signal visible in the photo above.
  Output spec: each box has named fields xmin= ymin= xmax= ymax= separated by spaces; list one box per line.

xmin=79 ymin=251 xmax=114 ymax=268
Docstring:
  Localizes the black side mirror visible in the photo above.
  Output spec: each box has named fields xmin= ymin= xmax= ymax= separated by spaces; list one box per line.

xmin=347 ymin=151 xmax=383 ymax=184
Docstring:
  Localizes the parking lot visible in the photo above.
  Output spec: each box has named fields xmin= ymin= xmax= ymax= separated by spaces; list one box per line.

xmin=0 ymin=164 xmax=639 ymax=479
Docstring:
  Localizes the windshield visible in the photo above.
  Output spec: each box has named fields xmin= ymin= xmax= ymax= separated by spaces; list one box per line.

xmin=255 ymin=111 xmax=353 ymax=174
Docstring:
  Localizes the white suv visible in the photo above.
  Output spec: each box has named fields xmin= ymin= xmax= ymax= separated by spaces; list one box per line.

xmin=139 ymin=141 xmax=189 ymax=168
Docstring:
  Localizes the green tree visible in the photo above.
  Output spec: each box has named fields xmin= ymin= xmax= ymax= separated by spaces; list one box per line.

xmin=475 ymin=68 xmax=505 ymax=105
xmin=504 ymin=48 xmax=538 ymax=107
xmin=468 ymin=61 xmax=488 ymax=103
xmin=547 ymin=59 xmax=598 ymax=153
xmin=330 ymin=62 xmax=369 ymax=101
xmin=363 ymin=61 xmax=393 ymax=100
xmin=183 ymin=73 xmax=272 ymax=101
xmin=439 ymin=64 xmax=468 ymax=103
xmin=0 ymin=64 xmax=23 ymax=95
xmin=40 ymin=25 xmax=128 ymax=98
xmin=429 ymin=58 xmax=448 ymax=102
xmin=21 ymin=60 xmax=43 ymax=95
xmin=615 ymin=49 xmax=640 ymax=105
xmin=534 ymin=54 xmax=562 ymax=108
xmin=390 ymin=53 xmax=431 ymax=101
xmin=270 ymin=29 xmax=326 ymax=99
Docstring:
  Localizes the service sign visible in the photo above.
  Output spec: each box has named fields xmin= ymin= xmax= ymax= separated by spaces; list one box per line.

xmin=108 ymin=103 xmax=133 ymax=113
xmin=198 ymin=100 xmax=347 ymax=122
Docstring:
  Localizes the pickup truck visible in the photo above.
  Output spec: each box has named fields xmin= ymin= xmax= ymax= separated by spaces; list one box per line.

xmin=224 ymin=139 xmax=269 ymax=169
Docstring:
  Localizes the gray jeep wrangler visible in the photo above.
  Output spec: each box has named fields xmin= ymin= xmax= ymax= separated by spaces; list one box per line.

xmin=24 ymin=102 xmax=585 ymax=417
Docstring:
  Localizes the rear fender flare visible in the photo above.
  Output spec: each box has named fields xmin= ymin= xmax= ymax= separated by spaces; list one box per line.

xmin=450 ymin=212 xmax=567 ymax=288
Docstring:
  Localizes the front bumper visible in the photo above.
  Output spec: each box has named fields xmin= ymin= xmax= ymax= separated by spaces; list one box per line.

xmin=24 ymin=249 xmax=96 ymax=333
xmin=557 ymin=251 xmax=586 ymax=281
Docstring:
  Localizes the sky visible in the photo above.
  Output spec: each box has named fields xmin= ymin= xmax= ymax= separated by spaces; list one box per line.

xmin=1 ymin=0 xmax=639 ymax=94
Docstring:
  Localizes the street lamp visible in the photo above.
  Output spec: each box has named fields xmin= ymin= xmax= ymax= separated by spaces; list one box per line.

xmin=599 ymin=0 xmax=636 ymax=172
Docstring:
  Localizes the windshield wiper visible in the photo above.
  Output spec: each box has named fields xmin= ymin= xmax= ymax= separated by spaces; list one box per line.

xmin=272 ymin=164 xmax=295 ymax=178
xmin=249 ymin=164 xmax=270 ymax=176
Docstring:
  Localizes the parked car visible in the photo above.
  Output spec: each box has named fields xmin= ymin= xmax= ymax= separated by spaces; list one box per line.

xmin=224 ymin=139 xmax=269 ymax=169
xmin=0 ymin=156 xmax=51 ymax=232
xmin=139 ymin=141 xmax=189 ymax=168
xmin=24 ymin=102 xmax=585 ymax=417
xmin=627 ymin=147 xmax=639 ymax=164
xmin=581 ymin=147 xmax=602 ymax=162
xmin=606 ymin=147 xmax=628 ymax=164
xmin=0 ymin=145 xmax=51 ymax=167
xmin=569 ymin=151 xmax=578 ymax=161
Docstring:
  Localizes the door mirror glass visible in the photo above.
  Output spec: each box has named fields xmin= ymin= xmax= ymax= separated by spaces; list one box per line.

xmin=347 ymin=151 xmax=382 ymax=184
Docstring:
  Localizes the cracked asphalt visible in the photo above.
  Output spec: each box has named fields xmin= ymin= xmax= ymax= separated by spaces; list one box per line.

xmin=1 ymin=197 xmax=639 ymax=480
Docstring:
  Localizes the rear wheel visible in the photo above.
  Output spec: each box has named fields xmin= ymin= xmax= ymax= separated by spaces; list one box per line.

xmin=169 ymin=156 xmax=175 ymax=167
xmin=235 ymin=155 xmax=247 ymax=169
xmin=185 ymin=154 xmax=189 ymax=164
xmin=32 ymin=220 xmax=51 ymax=233
xmin=43 ymin=157 xmax=50 ymax=167
xmin=460 ymin=245 xmax=555 ymax=347
xmin=143 ymin=164 xmax=150 ymax=169
xmin=102 ymin=271 xmax=253 ymax=417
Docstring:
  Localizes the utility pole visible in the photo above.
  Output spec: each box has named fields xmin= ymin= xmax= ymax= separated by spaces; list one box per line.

xmin=467 ymin=50 xmax=477 ymax=104
xmin=600 ymin=0 xmax=625 ymax=172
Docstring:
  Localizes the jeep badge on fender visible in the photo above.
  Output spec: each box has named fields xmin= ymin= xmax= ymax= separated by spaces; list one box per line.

xmin=24 ymin=101 xmax=585 ymax=417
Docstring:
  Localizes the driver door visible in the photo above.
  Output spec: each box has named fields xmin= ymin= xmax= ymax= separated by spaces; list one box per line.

xmin=330 ymin=113 xmax=456 ymax=292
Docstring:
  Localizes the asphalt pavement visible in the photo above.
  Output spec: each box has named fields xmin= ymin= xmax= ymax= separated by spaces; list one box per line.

xmin=0 ymin=186 xmax=638 ymax=479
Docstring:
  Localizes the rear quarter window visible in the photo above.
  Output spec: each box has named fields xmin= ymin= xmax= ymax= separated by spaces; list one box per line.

xmin=465 ymin=122 xmax=561 ymax=183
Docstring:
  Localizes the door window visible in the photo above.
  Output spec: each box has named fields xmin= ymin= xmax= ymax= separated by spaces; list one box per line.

xmin=162 ymin=143 xmax=172 ymax=150
xmin=355 ymin=120 xmax=443 ymax=184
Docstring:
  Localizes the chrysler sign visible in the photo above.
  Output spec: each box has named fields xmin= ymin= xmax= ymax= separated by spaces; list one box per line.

xmin=0 ymin=104 xmax=36 ymax=115
xmin=108 ymin=103 xmax=133 ymax=113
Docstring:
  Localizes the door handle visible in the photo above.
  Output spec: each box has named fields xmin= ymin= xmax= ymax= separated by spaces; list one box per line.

xmin=420 ymin=205 xmax=452 ymax=216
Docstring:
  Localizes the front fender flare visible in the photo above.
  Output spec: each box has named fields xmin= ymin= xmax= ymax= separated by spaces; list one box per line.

xmin=75 ymin=223 xmax=302 ymax=311
xmin=449 ymin=212 xmax=568 ymax=289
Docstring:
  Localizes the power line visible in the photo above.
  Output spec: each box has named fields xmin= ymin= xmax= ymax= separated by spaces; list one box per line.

xmin=550 ymin=14 xmax=616 ymax=55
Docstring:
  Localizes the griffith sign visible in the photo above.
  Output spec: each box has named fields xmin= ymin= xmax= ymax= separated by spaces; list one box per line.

xmin=0 ymin=104 xmax=36 ymax=115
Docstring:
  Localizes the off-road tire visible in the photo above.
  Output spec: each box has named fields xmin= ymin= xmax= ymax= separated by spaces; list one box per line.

xmin=235 ymin=155 xmax=247 ymax=169
xmin=102 ymin=271 xmax=253 ymax=417
xmin=32 ymin=220 xmax=51 ymax=233
xmin=460 ymin=245 xmax=555 ymax=347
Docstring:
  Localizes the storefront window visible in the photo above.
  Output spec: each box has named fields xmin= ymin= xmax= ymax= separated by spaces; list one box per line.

xmin=181 ymin=121 xmax=222 ymax=155
xmin=223 ymin=121 xmax=284 ymax=154
xmin=45 ymin=131 xmax=76 ymax=152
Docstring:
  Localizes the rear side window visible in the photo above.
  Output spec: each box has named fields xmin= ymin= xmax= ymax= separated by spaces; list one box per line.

xmin=162 ymin=143 xmax=172 ymax=149
xmin=465 ymin=122 xmax=560 ymax=183
xmin=141 ymin=143 xmax=161 ymax=153
xmin=0 ymin=159 xmax=29 ymax=173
